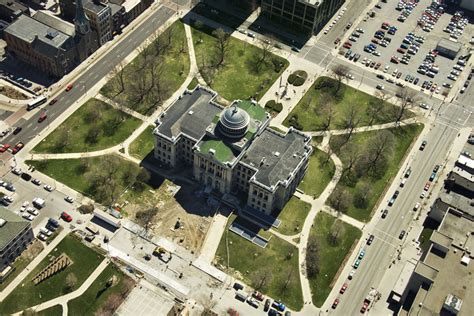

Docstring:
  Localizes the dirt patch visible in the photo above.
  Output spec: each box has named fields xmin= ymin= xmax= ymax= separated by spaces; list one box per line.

xmin=0 ymin=85 xmax=28 ymax=100
xmin=23 ymin=240 xmax=44 ymax=260
xmin=123 ymin=179 xmax=215 ymax=253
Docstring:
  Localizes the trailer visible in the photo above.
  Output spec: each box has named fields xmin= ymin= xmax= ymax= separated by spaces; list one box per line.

xmin=92 ymin=209 xmax=121 ymax=229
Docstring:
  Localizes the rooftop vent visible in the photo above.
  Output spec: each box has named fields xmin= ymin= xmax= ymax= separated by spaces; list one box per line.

xmin=0 ymin=218 xmax=6 ymax=227
xmin=188 ymin=110 xmax=194 ymax=115
xmin=46 ymin=28 xmax=59 ymax=39
xmin=209 ymin=149 xmax=216 ymax=155
xmin=273 ymin=151 xmax=280 ymax=157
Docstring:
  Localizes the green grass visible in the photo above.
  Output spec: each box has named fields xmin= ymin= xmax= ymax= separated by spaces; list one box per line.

xmin=216 ymin=216 xmax=303 ymax=310
xmin=298 ymin=149 xmax=335 ymax=198
xmin=191 ymin=25 xmax=288 ymax=101
xmin=198 ymin=139 xmax=235 ymax=163
xmin=419 ymin=227 xmax=434 ymax=254
xmin=308 ymin=213 xmax=361 ymax=307
xmin=283 ymin=77 xmax=413 ymax=131
xmin=68 ymin=264 xmax=134 ymax=315
xmin=101 ymin=21 xmax=190 ymax=115
xmin=35 ymin=305 xmax=62 ymax=316
xmin=312 ymin=136 xmax=324 ymax=145
xmin=34 ymin=99 xmax=141 ymax=153
xmin=274 ymin=196 xmax=311 ymax=235
xmin=187 ymin=77 xmax=199 ymax=90
xmin=330 ymin=124 xmax=423 ymax=221
xmin=27 ymin=155 xmax=150 ymax=205
xmin=129 ymin=126 xmax=155 ymax=160
xmin=0 ymin=235 xmax=103 ymax=314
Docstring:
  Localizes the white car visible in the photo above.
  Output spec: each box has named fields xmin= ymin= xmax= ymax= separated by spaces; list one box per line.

xmin=419 ymin=103 xmax=430 ymax=109
xmin=27 ymin=208 xmax=39 ymax=216
xmin=37 ymin=233 xmax=48 ymax=241
xmin=22 ymin=201 xmax=29 ymax=207
xmin=247 ymin=297 xmax=260 ymax=308
xmin=44 ymin=185 xmax=54 ymax=192
xmin=12 ymin=168 xmax=22 ymax=175
xmin=420 ymin=191 xmax=427 ymax=199
xmin=383 ymin=65 xmax=390 ymax=73
xmin=348 ymin=269 xmax=356 ymax=280
xmin=3 ymin=196 xmax=13 ymax=203
xmin=65 ymin=196 xmax=74 ymax=203
xmin=22 ymin=213 xmax=34 ymax=221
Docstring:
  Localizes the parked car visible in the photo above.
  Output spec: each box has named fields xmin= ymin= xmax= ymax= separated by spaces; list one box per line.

xmin=44 ymin=184 xmax=54 ymax=192
xmin=399 ymin=230 xmax=406 ymax=239
xmin=340 ymin=283 xmax=348 ymax=294
xmin=419 ymin=140 xmax=427 ymax=150
xmin=61 ymin=211 xmax=73 ymax=222
xmin=367 ymin=234 xmax=375 ymax=245
xmin=332 ymin=298 xmax=340 ymax=309
xmin=32 ymin=178 xmax=41 ymax=186
xmin=272 ymin=301 xmax=286 ymax=312
xmin=65 ymin=84 xmax=74 ymax=91
xmin=233 ymin=282 xmax=244 ymax=291
xmin=65 ymin=196 xmax=74 ymax=203
xmin=264 ymin=299 xmax=271 ymax=311
xmin=22 ymin=213 xmax=34 ymax=221
xmin=382 ymin=209 xmax=389 ymax=218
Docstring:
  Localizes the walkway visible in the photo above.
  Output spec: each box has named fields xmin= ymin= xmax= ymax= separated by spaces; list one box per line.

xmin=22 ymin=259 xmax=109 ymax=314
xmin=96 ymin=93 xmax=147 ymax=121
xmin=0 ymin=228 xmax=70 ymax=302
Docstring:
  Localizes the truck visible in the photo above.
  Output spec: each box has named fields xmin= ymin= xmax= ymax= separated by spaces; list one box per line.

xmin=360 ymin=287 xmax=378 ymax=313
xmin=153 ymin=246 xmax=172 ymax=263
xmin=32 ymin=197 xmax=46 ymax=209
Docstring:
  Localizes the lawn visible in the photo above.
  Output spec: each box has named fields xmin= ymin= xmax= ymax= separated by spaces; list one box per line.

xmin=308 ymin=212 xmax=361 ymax=307
xmin=34 ymin=98 xmax=141 ymax=153
xmin=187 ymin=77 xmax=199 ymax=90
xmin=68 ymin=264 xmax=134 ymax=315
xmin=418 ymin=227 xmax=434 ymax=255
xmin=101 ymin=21 xmax=190 ymax=115
xmin=0 ymin=235 xmax=103 ymax=314
xmin=329 ymin=124 xmax=423 ymax=221
xmin=215 ymin=216 xmax=303 ymax=310
xmin=283 ymin=77 xmax=413 ymax=131
xmin=273 ymin=196 xmax=311 ymax=236
xmin=27 ymin=155 xmax=150 ymax=205
xmin=35 ymin=305 xmax=62 ymax=316
xmin=298 ymin=148 xmax=335 ymax=198
xmin=0 ymin=241 xmax=43 ymax=292
xmin=191 ymin=23 xmax=288 ymax=101
xmin=129 ymin=126 xmax=155 ymax=160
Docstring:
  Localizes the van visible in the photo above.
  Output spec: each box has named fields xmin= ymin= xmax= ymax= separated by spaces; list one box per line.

xmin=457 ymin=59 xmax=466 ymax=66
xmin=400 ymin=179 xmax=407 ymax=187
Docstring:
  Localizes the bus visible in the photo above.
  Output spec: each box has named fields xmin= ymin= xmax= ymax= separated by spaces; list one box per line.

xmin=27 ymin=95 xmax=47 ymax=111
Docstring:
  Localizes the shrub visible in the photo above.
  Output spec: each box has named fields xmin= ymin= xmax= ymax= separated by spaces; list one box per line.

xmin=265 ymin=100 xmax=283 ymax=113
xmin=287 ymin=70 xmax=308 ymax=86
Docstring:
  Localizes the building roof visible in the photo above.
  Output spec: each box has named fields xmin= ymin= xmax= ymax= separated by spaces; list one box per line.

xmin=438 ymin=192 xmax=474 ymax=218
xmin=242 ymin=128 xmax=311 ymax=188
xmin=197 ymin=137 xmax=238 ymax=164
xmin=430 ymin=230 xmax=452 ymax=249
xmin=456 ymin=154 xmax=474 ymax=173
xmin=437 ymin=38 xmax=462 ymax=52
xmin=0 ymin=0 xmax=28 ymax=18
xmin=414 ymin=261 xmax=439 ymax=282
xmin=155 ymin=88 xmax=222 ymax=141
xmin=84 ymin=0 xmax=109 ymax=14
xmin=438 ymin=211 xmax=472 ymax=250
xmin=33 ymin=10 xmax=75 ymax=37
xmin=108 ymin=2 xmax=124 ymax=15
xmin=0 ymin=207 xmax=30 ymax=251
xmin=5 ymin=14 xmax=72 ymax=51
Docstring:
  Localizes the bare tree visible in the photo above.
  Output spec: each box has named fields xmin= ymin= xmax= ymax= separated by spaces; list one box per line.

xmin=255 ymin=40 xmax=274 ymax=72
xmin=340 ymin=104 xmax=361 ymax=142
xmin=367 ymin=90 xmax=390 ymax=126
xmin=251 ymin=268 xmax=273 ymax=291
xmin=367 ymin=130 xmax=394 ymax=176
xmin=306 ymin=235 xmax=320 ymax=278
xmin=343 ymin=143 xmax=360 ymax=174
xmin=135 ymin=207 xmax=159 ymax=232
xmin=279 ymin=267 xmax=294 ymax=294
xmin=212 ymin=28 xmax=230 ymax=67
xmin=354 ymin=182 xmax=373 ymax=209
xmin=64 ymin=273 xmax=78 ymax=293
xmin=328 ymin=187 xmax=351 ymax=214
xmin=110 ymin=61 xmax=126 ymax=96
xmin=328 ymin=220 xmax=346 ymax=246
xmin=331 ymin=64 xmax=350 ymax=93
xmin=394 ymin=87 xmax=418 ymax=124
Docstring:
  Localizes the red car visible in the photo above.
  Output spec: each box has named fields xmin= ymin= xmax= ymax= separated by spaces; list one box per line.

xmin=332 ymin=298 xmax=340 ymax=309
xmin=12 ymin=142 xmax=24 ymax=154
xmin=0 ymin=144 xmax=10 ymax=153
xmin=38 ymin=112 xmax=47 ymax=123
xmin=252 ymin=291 xmax=264 ymax=301
xmin=61 ymin=211 xmax=73 ymax=222
xmin=49 ymin=98 xmax=58 ymax=105
xmin=397 ymin=48 xmax=406 ymax=54
xmin=340 ymin=283 xmax=348 ymax=294
xmin=65 ymin=84 xmax=73 ymax=92
xmin=424 ymin=182 xmax=431 ymax=191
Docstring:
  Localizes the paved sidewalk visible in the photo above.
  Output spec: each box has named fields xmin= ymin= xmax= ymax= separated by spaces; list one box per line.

xmin=0 ymin=228 xmax=70 ymax=302
xmin=96 ymin=94 xmax=147 ymax=121
xmin=196 ymin=213 xmax=228 ymax=264
xmin=24 ymin=259 xmax=109 ymax=314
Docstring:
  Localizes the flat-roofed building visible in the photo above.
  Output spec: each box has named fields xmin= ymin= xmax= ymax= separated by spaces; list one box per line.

xmin=260 ymin=0 xmax=345 ymax=34
xmin=0 ymin=0 xmax=29 ymax=23
xmin=0 ymin=207 xmax=34 ymax=274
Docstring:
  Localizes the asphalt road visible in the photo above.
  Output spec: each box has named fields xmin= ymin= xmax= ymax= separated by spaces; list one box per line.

xmin=333 ymin=98 xmax=472 ymax=315
xmin=2 ymin=6 xmax=175 ymax=147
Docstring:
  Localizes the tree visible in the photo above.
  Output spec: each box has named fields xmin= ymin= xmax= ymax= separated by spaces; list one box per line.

xmin=328 ymin=187 xmax=351 ymax=213
xmin=85 ymin=128 xmax=100 ymax=144
xmin=394 ymin=87 xmax=418 ymax=124
xmin=135 ymin=206 xmax=159 ymax=232
xmin=354 ymin=182 xmax=373 ymax=209
xmin=331 ymin=64 xmax=350 ymax=94
xmin=368 ymin=90 xmax=390 ymax=126
xmin=212 ymin=28 xmax=230 ymax=67
xmin=254 ymin=39 xmax=274 ymax=72
xmin=56 ymin=128 xmax=71 ymax=150
xmin=305 ymin=235 xmax=320 ymax=278
xmin=64 ymin=273 xmax=78 ymax=293
xmin=340 ymin=104 xmax=361 ymax=143
xmin=86 ymin=156 xmax=123 ymax=205
xmin=343 ymin=143 xmax=360 ymax=175
xmin=328 ymin=220 xmax=346 ymax=246
xmin=367 ymin=130 xmax=394 ymax=176
xmin=279 ymin=267 xmax=294 ymax=294
xmin=134 ymin=168 xmax=151 ymax=191
xmin=85 ymin=106 xmax=102 ymax=123
xmin=110 ymin=62 xmax=126 ymax=96
xmin=251 ymin=268 xmax=273 ymax=290
xmin=318 ymin=96 xmax=336 ymax=133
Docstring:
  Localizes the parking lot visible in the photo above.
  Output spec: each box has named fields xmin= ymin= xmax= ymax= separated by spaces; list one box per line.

xmin=339 ymin=0 xmax=473 ymax=97
xmin=0 ymin=166 xmax=85 ymax=235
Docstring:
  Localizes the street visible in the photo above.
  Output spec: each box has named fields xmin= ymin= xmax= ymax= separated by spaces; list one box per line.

xmin=2 ymin=6 xmax=175 ymax=147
